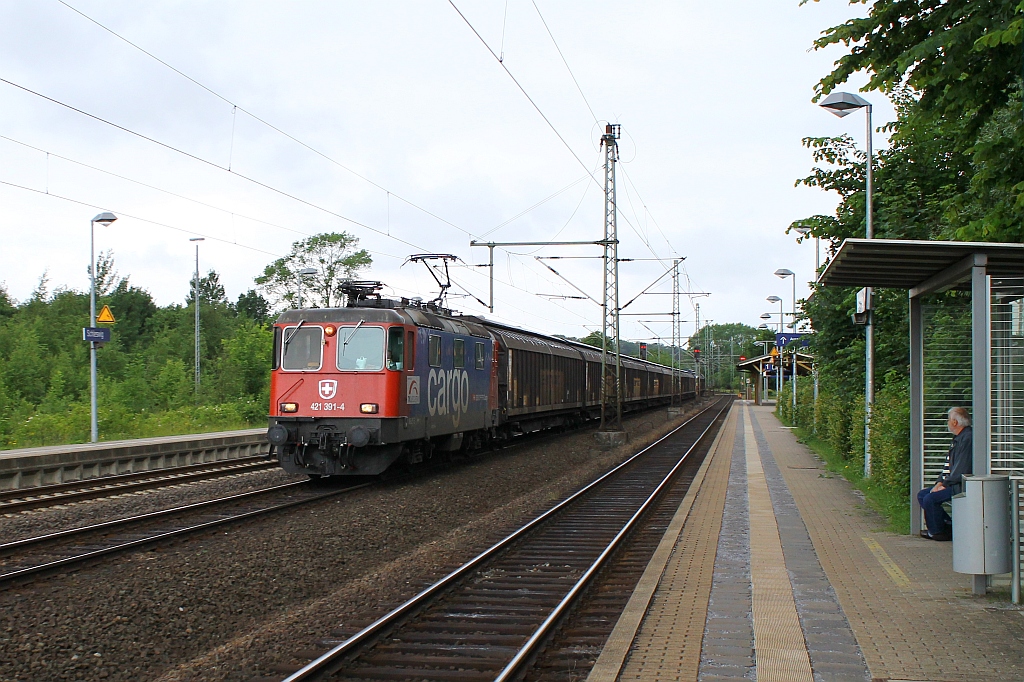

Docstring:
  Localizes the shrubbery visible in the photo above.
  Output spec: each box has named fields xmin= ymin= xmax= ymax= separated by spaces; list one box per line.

xmin=777 ymin=376 xmax=909 ymax=501
xmin=0 ymin=265 xmax=272 ymax=450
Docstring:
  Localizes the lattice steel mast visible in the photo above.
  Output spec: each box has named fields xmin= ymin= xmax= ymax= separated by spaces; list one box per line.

xmin=672 ymin=258 xmax=681 ymax=404
xmin=600 ymin=124 xmax=622 ymax=430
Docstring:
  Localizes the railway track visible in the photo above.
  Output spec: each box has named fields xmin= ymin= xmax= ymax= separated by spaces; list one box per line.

xmin=0 ymin=455 xmax=277 ymax=514
xmin=0 ymin=478 xmax=372 ymax=590
xmin=267 ymin=396 xmax=732 ymax=682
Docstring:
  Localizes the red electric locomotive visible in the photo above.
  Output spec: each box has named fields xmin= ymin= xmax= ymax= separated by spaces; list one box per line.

xmin=266 ymin=282 xmax=698 ymax=477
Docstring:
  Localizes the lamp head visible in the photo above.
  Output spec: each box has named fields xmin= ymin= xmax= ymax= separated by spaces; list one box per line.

xmin=774 ymin=269 xmax=794 ymax=278
xmin=298 ymin=268 xmax=318 ymax=276
xmin=92 ymin=212 xmax=117 ymax=226
xmin=760 ymin=313 xmax=772 ymax=320
xmin=189 ymin=237 xmax=205 ymax=242
xmin=819 ymin=91 xmax=871 ymax=118
xmin=794 ymin=226 xmax=811 ymax=236
xmin=766 ymin=295 xmax=782 ymax=303
xmin=758 ymin=323 xmax=769 ymax=329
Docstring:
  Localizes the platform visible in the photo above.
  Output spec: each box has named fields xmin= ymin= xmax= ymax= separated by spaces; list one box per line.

xmin=0 ymin=428 xmax=268 ymax=490
xmin=588 ymin=402 xmax=1024 ymax=682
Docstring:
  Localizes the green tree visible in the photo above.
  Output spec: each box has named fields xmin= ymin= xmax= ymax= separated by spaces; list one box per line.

xmin=809 ymin=0 xmax=1021 ymax=143
xmin=237 ymin=289 xmax=272 ymax=325
xmin=105 ymin=279 xmax=157 ymax=352
xmin=255 ymin=232 xmax=372 ymax=309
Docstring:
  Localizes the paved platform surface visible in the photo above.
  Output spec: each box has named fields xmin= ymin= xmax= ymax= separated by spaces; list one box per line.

xmin=588 ymin=402 xmax=1024 ymax=682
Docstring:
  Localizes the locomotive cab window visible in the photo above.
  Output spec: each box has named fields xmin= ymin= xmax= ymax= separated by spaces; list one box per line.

xmin=475 ymin=342 xmax=485 ymax=370
xmin=272 ymin=326 xmax=282 ymax=370
xmin=428 ymin=334 xmax=442 ymax=367
xmin=281 ymin=325 xmax=324 ymax=371
xmin=453 ymin=339 xmax=465 ymax=368
xmin=337 ymin=326 xmax=385 ymax=371
xmin=386 ymin=327 xmax=404 ymax=371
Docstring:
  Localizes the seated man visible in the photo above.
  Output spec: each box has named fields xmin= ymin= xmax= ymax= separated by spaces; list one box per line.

xmin=917 ymin=407 xmax=973 ymax=541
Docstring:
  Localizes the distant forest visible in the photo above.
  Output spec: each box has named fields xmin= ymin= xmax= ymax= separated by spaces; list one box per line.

xmin=0 ymin=252 xmax=273 ymax=449
xmin=0 ymin=232 xmax=767 ymax=449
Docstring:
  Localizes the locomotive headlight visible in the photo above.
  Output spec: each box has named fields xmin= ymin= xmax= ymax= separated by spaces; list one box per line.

xmin=360 ymin=403 xmax=379 ymax=414
xmin=324 ymin=324 xmax=337 ymax=337
xmin=280 ymin=402 xmax=299 ymax=413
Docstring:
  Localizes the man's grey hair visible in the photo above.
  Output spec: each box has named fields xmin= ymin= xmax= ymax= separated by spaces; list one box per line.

xmin=948 ymin=407 xmax=971 ymax=428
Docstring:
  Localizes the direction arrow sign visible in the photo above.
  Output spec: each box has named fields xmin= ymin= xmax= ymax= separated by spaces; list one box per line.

xmin=96 ymin=305 xmax=116 ymax=323
xmin=776 ymin=332 xmax=810 ymax=348
xmin=83 ymin=327 xmax=111 ymax=343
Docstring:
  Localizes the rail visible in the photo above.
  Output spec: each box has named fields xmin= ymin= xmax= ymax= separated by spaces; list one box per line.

xmin=0 ymin=479 xmax=371 ymax=589
xmin=0 ymin=456 xmax=276 ymax=512
xmin=281 ymin=396 xmax=732 ymax=682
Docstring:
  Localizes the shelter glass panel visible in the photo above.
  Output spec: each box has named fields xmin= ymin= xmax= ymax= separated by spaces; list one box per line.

xmin=992 ymin=278 xmax=1024 ymax=476
xmin=922 ymin=294 xmax=973 ymax=484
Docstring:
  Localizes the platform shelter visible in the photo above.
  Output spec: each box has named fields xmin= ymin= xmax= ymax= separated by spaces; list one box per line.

xmin=819 ymin=238 xmax=1024 ymax=594
xmin=736 ymin=351 xmax=813 ymax=405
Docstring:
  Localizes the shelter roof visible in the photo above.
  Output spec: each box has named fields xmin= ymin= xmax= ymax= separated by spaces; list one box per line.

xmin=818 ymin=239 xmax=1024 ymax=290
xmin=736 ymin=352 xmax=813 ymax=377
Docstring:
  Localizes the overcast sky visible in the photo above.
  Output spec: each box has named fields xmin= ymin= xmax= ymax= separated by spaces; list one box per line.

xmin=0 ymin=0 xmax=891 ymax=343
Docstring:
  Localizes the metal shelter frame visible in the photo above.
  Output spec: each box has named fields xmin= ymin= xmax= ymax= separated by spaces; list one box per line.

xmin=820 ymin=238 xmax=1024 ymax=594
xmin=736 ymin=352 xmax=814 ymax=405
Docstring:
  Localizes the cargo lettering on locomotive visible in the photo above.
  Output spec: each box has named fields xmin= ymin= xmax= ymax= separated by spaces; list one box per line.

xmin=427 ymin=367 xmax=471 ymax=427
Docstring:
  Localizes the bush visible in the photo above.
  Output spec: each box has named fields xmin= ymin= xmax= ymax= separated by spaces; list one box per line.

xmin=868 ymin=380 xmax=911 ymax=494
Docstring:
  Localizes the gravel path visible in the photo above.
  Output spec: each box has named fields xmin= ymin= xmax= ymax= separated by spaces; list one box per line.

xmin=0 ymin=402 xmax=708 ymax=682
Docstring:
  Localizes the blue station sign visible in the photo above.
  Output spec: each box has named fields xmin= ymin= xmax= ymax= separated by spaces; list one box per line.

xmin=83 ymin=327 xmax=111 ymax=343
xmin=776 ymin=333 xmax=810 ymax=348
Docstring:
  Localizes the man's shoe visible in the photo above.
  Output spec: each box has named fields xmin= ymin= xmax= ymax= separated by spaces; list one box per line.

xmin=920 ymin=530 xmax=932 ymax=539
xmin=931 ymin=531 xmax=952 ymax=541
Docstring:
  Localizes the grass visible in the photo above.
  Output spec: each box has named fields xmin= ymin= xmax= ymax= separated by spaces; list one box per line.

xmin=778 ymin=414 xmax=910 ymax=535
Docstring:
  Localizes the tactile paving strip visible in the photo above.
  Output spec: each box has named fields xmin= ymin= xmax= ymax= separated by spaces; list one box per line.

xmin=750 ymin=405 xmax=1024 ymax=682
xmin=743 ymin=406 xmax=815 ymax=681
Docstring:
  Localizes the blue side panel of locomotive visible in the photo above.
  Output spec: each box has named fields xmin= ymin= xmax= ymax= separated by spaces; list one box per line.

xmin=408 ymin=327 xmax=492 ymax=437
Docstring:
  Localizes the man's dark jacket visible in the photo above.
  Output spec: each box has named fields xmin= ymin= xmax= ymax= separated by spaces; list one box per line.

xmin=938 ymin=425 xmax=973 ymax=494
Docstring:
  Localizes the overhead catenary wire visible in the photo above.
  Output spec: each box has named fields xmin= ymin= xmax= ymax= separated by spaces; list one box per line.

xmin=530 ymin=0 xmax=598 ymax=124
xmin=2 ymin=71 xmax=602 ymax=323
xmin=0 ymin=134 xmax=398 ymax=259
xmin=0 ymin=179 xmax=281 ymax=258
xmin=56 ymin=0 xmax=478 ymax=241
xmin=0 ymin=77 xmax=435 ymax=256
xmin=446 ymin=0 xmax=601 ymax=189
xmin=40 ymin=2 xmax=674 ymax=335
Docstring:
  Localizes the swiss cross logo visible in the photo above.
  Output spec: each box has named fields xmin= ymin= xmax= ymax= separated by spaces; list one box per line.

xmin=318 ymin=380 xmax=338 ymax=400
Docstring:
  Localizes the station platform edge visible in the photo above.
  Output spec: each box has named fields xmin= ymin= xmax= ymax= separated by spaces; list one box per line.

xmin=589 ymin=402 xmax=1024 ymax=682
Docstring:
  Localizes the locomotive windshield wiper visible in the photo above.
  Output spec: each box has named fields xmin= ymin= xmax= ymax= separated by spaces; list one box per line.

xmin=341 ymin=320 xmax=364 ymax=355
xmin=283 ymin=320 xmax=306 ymax=348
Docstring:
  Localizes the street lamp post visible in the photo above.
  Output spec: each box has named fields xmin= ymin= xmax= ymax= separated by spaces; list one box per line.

xmin=795 ymin=226 xmax=819 ymax=273
xmin=767 ymin=295 xmax=783 ymax=399
xmin=821 ymin=91 xmax=874 ymax=476
xmin=189 ymin=237 xmax=205 ymax=396
xmin=775 ymin=269 xmax=797 ymax=413
xmin=774 ymin=269 xmax=796 ymax=329
xmin=89 ymin=212 xmax=117 ymax=442
xmin=297 ymin=268 xmax=317 ymax=309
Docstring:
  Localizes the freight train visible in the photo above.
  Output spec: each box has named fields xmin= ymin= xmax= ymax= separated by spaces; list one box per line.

xmin=266 ymin=282 xmax=699 ymax=477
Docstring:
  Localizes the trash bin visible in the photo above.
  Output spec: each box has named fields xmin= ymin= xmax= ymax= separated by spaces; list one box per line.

xmin=952 ymin=475 xmax=1011 ymax=575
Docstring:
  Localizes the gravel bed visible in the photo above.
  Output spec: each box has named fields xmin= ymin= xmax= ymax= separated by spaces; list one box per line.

xmin=0 ymin=467 xmax=305 ymax=545
xmin=0 ymin=401 xmax=711 ymax=682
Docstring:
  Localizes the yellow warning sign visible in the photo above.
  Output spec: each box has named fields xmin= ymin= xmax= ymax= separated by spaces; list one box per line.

xmin=769 ymin=347 xmax=779 ymax=357
xmin=97 ymin=305 xmax=116 ymax=323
